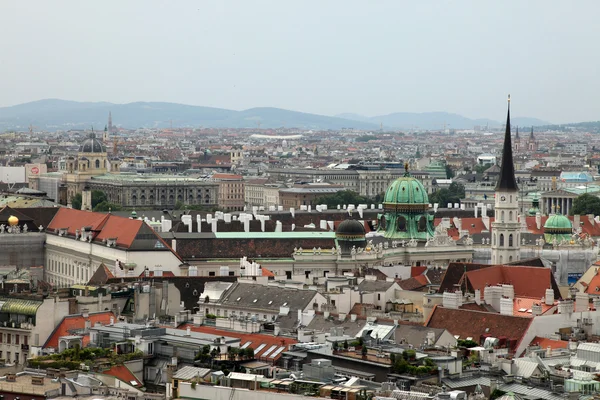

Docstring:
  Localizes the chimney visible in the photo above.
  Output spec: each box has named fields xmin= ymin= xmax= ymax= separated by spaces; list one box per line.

xmin=575 ymin=292 xmax=589 ymax=312
xmin=558 ymin=299 xmax=574 ymax=315
xmin=196 ymin=215 xmax=202 ymax=232
xmin=171 ymin=238 xmax=177 ymax=252
xmin=82 ymin=308 xmax=89 ymax=318
xmin=532 ymin=303 xmax=543 ymax=316
xmin=474 ymin=289 xmax=481 ymax=305
xmin=588 ymin=214 xmax=595 ymax=226
xmin=536 ymin=212 xmax=542 ymax=230
xmin=290 ymin=208 xmax=295 ymax=218
xmin=109 ymin=316 xmax=115 ymax=326
xmin=482 ymin=214 xmax=490 ymax=231
xmin=84 ymin=319 xmax=91 ymax=333
xmin=474 ymin=204 xmax=479 ymax=218
xmin=502 ymin=285 xmax=514 ymax=300
xmin=350 ymin=314 xmax=357 ymax=321
xmin=545 ymin=288 xmax=554 ymax=306
xmin=211 ymin=219 xmax=218 ymax=233
xmin=442 ymin=292 xmax=459 ymax=310
xmin=324 ymin=311 xmax=330 ymax=318
xmin=186 ymin=326 xmax=191 ymax=336
xmin=500 ymin=297 xmax=513 ymax=316
xmin=574 ymin=214 xmax=581 ymax=231
xmin=339 ymin=313 xmax=346 ymax=321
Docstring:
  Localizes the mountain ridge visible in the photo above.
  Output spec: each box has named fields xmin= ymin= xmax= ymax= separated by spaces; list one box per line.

xmin=0 ymin=99 xmax=549 ymax=131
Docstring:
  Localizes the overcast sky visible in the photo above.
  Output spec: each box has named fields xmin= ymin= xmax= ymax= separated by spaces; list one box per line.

xmin=1 ymin=1 xmax=598 ymax=123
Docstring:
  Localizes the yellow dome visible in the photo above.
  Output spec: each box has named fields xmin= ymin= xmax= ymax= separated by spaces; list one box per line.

xmin=7 ymin=215 xmax=18 ymax=226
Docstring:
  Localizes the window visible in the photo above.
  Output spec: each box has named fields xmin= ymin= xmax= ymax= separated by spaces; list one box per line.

xmin=95 ymin=159 xmax=100 ymax=169
xmin=7 ymin=335 xmax=10 ymax=344
xmin=499 ymin=234 xmax=504 ymax=247
xmin=15 ymin=335 xmax=19 ymax=345
xmin=377 ymin=293 xmax=381 ymax=301
xmin=508 ymin=234 xmax=513 ymax=247
xmin=209 ymin=271 xmax=216 ymax=277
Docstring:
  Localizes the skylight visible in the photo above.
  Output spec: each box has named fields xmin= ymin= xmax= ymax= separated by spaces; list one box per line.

xmin=236 ymin=297 xmax=241 ymax=301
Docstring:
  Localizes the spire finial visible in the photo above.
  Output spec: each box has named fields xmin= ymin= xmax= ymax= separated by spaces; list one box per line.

xmin=495 ymin=95 xmax=518 ymax=191
xmin=404 ymin=162 xmax=410 ymax=177
xmin=508 ymin=94 xmax=511 ymax=105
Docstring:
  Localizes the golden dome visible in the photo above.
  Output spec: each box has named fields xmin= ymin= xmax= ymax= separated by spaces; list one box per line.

xmin=7 ymin=215 xmax=18 ymax=226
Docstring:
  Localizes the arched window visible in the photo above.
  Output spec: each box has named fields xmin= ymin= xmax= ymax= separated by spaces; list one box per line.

xmin=95 ymin=159 xmax=100 ymax=169
xmin=418 ymin=216 xmax=427 ymax=232
xmin=499 ymin=233 xmax=504 ymax=246
xmin=397 ymin=216 xmax=407 ymax=232
xmin=509 ymin=211 xmax=513 ymax=221
xmin=509 ymin=256 xmax=513 ymax=262
xmin=508 ymin=234 xmax=513 ymax=247
xmin=493 ymin=233 xmax=496 ymax=246
xmin=501 ymin=211 xmax=505 ymax=222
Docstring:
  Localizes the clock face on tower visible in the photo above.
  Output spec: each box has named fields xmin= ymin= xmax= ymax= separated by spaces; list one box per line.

xmin=500 ymin=195 xmax=506 ymax=202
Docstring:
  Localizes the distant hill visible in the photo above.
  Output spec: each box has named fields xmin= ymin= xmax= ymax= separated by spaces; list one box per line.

xmin=336 ymin=112 xmax=549 ymax=130
xmin=0 ymin=99 xmax=550 ymax=131
xmin=0 ymin=99 xmax=379 ymax=131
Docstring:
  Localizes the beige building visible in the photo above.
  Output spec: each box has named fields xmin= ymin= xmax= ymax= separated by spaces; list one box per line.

xmin=212 ymin=173 xmax=245 ymax=211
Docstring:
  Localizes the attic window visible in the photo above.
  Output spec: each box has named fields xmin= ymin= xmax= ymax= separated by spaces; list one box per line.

xmin=236 ymin=297 xmax=241 ymax=301
xmin=253 ymin=299 xmax=257 ymax=303
xmin=282 ymin=302 xmax=288 ymax=306
xmin=268 ymin=300 xmax=273 ymax=305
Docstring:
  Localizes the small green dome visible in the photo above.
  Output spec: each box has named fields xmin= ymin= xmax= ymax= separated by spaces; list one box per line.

xmin=383 ymin=175 xmax=429 ymax=212
xmin=544 ymin=214 xmax=572 ymax=233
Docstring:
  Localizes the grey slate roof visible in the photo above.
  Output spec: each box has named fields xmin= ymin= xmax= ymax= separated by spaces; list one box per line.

xmin=357 ymin=279 xmax=395 ymax=292
xmin=394 ymin=325 xmax=447 ymax=347
xmin=220 ymin=282 xmax=318 ymax=312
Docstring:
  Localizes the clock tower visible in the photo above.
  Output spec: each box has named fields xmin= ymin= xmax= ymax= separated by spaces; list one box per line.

xmin=491 ymin=95 xmax=521 ymax=264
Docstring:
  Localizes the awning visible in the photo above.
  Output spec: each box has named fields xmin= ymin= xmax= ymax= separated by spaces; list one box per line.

xmin=1 ymin=298 xmax=43 ymax=316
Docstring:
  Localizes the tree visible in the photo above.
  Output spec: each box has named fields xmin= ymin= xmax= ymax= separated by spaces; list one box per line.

xmin=174 ymin=200 xmax=185 ymax=210
xmin=93 ymin=201 xmax=123 ymax=212
xmin=474 ymin=163 xmax=492 ymax=174
xmin=244 ymin=347 xmax=255 ymax=359
xmin=361 ymin=345 xmax=368 ymax=358
xmin=448 ymin=182 xmax=465 ymax=198
xmin=571 ymin=193 xmax=600 ymax=216
xmin=429 ymin=182 xmax=465 ymax=208
xmin=70 ymin=190 xmax=115 ymax=211
xmin=71 ymin=193 xmax=82 ymax=210
xmin=332 ymin=342 xmax=339 ymax=352
xmin=343 ymin=339 xmax=349 ymax=350
xmin=445 ymin=164 xmax=455 ymax=179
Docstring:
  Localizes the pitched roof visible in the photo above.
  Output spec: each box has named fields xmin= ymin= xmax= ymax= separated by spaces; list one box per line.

xmin=426 ymin=306 xmax=532 ymax=350
xmin=44 ymin=311 xmax=116 ymax=349
xmin=103 ymin=364 xmax=143 ymax=388
xmin=357 ymin=280 xmax=396 ymax=292
xmin=87 ymin=263 xmax=115 ymax=285
xmin=219 ymin=282 xmax=319 ymax=312
xmin=181 ymin=324 xmax=296 ymax=362
xmin=394 ymin=324 xmax=449 ymax=348
xmin=530 ymin=336 xmax=568 ymax=350
xmin=47 ymin=208 xmax=176 ymax=253
xmin=462 ymin=265 xmax=560 ymax=299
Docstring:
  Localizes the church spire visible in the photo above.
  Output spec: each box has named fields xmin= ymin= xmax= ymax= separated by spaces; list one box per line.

xmin=496 ymin=95 xmax=518 ymax=192
xmin=529 ymin=126 xmax=535 ymax=140
xmin=515 ymin=126 xmax=519 ymax=141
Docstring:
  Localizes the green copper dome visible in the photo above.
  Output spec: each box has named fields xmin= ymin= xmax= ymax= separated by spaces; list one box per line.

xmin=378 ymin=165 xmax=434 ymax=240
xmin=544 ymin=214 xmax=572 ymax=242
xmin=383 ymin=174 xmax=429 ymax=212
xmin=544 ymin=214 xmax=572 ymax=231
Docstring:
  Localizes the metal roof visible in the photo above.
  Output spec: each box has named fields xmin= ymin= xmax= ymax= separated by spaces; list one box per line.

xmin=0 ymin=298 xmax=43 ymax=316
xmin=214 ymin=231 xmax=336 ymax=239
xmin=173 ymin=366 xmax=211 ymax=380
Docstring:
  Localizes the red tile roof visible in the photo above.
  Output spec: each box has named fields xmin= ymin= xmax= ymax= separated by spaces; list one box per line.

xmin=426 ymin=306 xmax=532 ymax=352
xmin=585 ymin=273 xmax=600 ymax=295
xmin=462 ymin=265 xmax=558 ymax=299
xmin=103 ymin=364 xmax=143 ymax=388
xmin=411 ymin=266 xmax=427 ymax=278
xmin=44 ymin=311 xmax=116 ymax=349
xmin=530 ymin=336 xmax=569 ymax=350
xmin=47 ymin=208 xmax=178 ymax=255
xmin=512 ymin=297 xmax=555 ymax=318
xmin=180 ymin=324 xmax=297 ymax=362
xmin=139 ymin=270 xmax=175 ymax=278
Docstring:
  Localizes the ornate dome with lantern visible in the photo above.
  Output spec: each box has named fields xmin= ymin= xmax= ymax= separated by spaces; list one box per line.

xmin=378 ymin=164 xmax=434 ymax=240
xmin=544 ymin=213 xmax=573 ymax=243
xmin=335 ymin=219 xmax=366 ymax=255
xmin=79 ymin=131 xmax=107 ymax=153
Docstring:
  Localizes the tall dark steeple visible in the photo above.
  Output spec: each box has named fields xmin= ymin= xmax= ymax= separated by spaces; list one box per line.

xmin=108 ymin=111 xmax=113 ymax=133
xmin=529 ymin=126 xmax=535 ymax=140
xmin=496 ymin=95 xmax=518 ymax=191
xmin=515 ymin=126 xmax=519 ymax=141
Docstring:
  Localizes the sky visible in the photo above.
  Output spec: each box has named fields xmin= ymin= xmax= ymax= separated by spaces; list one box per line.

xmin=1 ymin=1 xmax=599 ymax=123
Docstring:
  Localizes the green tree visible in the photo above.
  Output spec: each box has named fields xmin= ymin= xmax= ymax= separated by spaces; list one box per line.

xmin=361 ymin=346 xmax=368 ymax=358
xmin=445 ymin=164 xmax=454 ymax=179
xmin=474 ymin=163 xmax=492 ymax=174
xmin=174 ymin=200 xmax=185 ymax=210
xmin=244 ymin=347 xmax=255 ymax=359
xmin=71 ymin=193 xmax=82 ymax=210
xmin=448 ymin=182 xmax=465 ymax=198
xmin=343 ymin=339 xmax=349 ymax=350
xmin=93 ymin=201 xmax=123 ymax=212
xmin=571 ymin=193 xmax=600 ymax=216
xmin=91 ymin=190 xmax=107 ymax=208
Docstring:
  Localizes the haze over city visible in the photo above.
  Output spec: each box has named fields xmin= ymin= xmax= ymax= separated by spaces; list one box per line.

xmin=2 ymin=0 xmax=600 ymax=123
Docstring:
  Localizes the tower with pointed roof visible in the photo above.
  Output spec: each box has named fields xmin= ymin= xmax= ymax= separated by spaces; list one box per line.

xmin=528 ymin=126 xmax=537 ymax=152
xmin=491 ymin=95 xmax=521 ymax=264
xmin=108 ymin=111 xmax=113 ymax=133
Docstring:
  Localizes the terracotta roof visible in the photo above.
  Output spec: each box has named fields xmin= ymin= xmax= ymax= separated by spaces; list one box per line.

xmin=47 ymin=208 xmax=178 ymax=254
xmin=411 ymin=266 xmax=427 ymax=277
xmin=462 ymin=265 xmax=560 ymax=299
xmin=512 ymin=297 xmax=555 ymax=317
xmin=426 ymin=306 xmax=532 ymax=351
xmin=585 ymin=273 xmax=600 ymax=295
xmin=261 ymin=267 xmax=275 ymax=277
xmin=530 ymin=336 xmax=569 ymax=350
xmin=44 ymin=311 xmax=116 ymax=349
xmin=103 ymin=364 xmax=143 ymax=388
xmin=180 ymin=324 xmax=296 ymax=362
